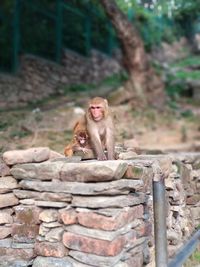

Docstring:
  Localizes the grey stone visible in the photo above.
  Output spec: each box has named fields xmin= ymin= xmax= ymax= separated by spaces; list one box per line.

xmin=69 ymin=250 xmax=123 ymax=267
xmin=19 ymin=179 xmax=142 ymax=196
xmin=72 ymin=193 xmax=145 ymax=208
xmin=45 ymin=227 xmax=64 ymax=242
xmin=0 ymin=160 xmax=10 ymax=177
xmin=11 ymin=161 xmax=64 ymax=180
xmin=65 ymin=222 xmax=137 ymax=241
xmin=13 ymin=189 xmax=71 ymax=202
xmin=0 ymin=257 xmax=33 ymax=267
xmin=0 ymin=209 xmax=13 ymax=224
xmin=39 ymin=209 xmax=58 ymax=223
xmin=32 ymin=256 xmax=72 ymax=267
xmin=3 ymin=147 xmax=50 ymax=165
xmin=0 ymin=176 xmax=19 ymax=193
xmin=60 ymin=160 xmax=128 ymax=182
xmin=0 ymin=193 xmax=18 ymax=208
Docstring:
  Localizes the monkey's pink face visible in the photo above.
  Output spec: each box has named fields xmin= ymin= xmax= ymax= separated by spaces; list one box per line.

xmin=90 ymin=105 xmax=104 ymax=121
xmin=79 ymin=137 xmax=86 ymax=145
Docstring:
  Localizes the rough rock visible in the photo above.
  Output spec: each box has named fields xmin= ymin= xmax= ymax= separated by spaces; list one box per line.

xmin=34 ymin=242 xmax=68 ymax=257
xmin=0 ymin=176 xmax=19 ymax=193
xmin=14 ymin=205 xmax=41 ymax=224
xmin=0 ymin=161 xmax=10 ymax=177
xmin=0 ymin=193 xmax=19 ymax=208
xmin=11 ymin=161 xmax=64 ymax=180
xmin=32 ymin=256 xmax=72 ymax=267
xmin=19 ymin=179 xmax=143 ymax=195
xmin=0 ymin=209 xmax=13 ymax=224
xmin=13 ymin=190 xmax=71 ymax=202
xmin=3 ymin=147 xmax=50 ymax=165
xmin=63 ymin=230 xmax=136 ymax=257
xmin=11 ymin=224 xmax=39 ymax=243
xmin=0 ymin=226 xmax=12 ymax=239
xmin=76 ymin=205 xmax=143 ymax=230
xmin=69 ymin=250 xmax=123 ymax=267
xmin=59 ymin=208 xmax=77 ymax=225
xmin=118 ymin=151 xmax=138 ymax=160
xmin=72 ymin=193 xmax=145 ymax=208
xmin=39 ymin=210 xmax=59 ymax=223
xmin=60 ymin=160 xmax=128 ymax=182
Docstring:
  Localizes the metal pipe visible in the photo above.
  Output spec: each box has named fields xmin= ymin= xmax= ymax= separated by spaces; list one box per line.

xmin=153 ymin=179 xmax=168 ymax=267
xmin=168 ymin=229 xmax=200 ymax=267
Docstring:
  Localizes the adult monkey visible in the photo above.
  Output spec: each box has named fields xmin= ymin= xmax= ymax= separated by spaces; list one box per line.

xmin=85 ymin=97 xmax=115 ymax=160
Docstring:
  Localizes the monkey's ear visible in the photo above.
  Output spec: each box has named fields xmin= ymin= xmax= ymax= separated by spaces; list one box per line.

xmin=104 ymin=99 xmax=108 ymax=106
xmin=104 ymin=99 xmax=109 ymax=111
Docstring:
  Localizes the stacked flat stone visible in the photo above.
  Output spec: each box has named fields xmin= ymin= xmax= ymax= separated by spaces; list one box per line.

xmin=0 ymin=148 xmax=200 ymax=266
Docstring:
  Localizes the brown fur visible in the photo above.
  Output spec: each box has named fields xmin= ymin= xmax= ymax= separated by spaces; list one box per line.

xmin=85 ymin=97 xmax=115 ymax=160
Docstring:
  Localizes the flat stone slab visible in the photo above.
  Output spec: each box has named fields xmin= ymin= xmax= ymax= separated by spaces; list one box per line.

xmin=11 ymin=160 xmax=128 ymax=182
xmin=13 ymin=189 xmax=71 ymax=202
xmin=60 ymin=160 xmax=128 ymax=182
xmin=0 ymin=176 xmax=19 ymax=193
xmin=69 ymin=250 xmax=123 ymax=267
xmin=72 ymin=193 xmax=145 ymax=208
xmin=3 ymin=147 xmax=50 ymax=165
xmin=19 ymin=179 xmax=143 ymax=196
xmin=0 ymin=193 xmax=19 ymax=208
xmin=11 ymin=162 xmax=64 ymax=180
xmin=32 ymin=256 xmax=72 ymax=267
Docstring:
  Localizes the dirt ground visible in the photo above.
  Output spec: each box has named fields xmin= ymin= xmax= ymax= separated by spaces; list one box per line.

xmin=0 ymin=95 xmax=200 ymax=155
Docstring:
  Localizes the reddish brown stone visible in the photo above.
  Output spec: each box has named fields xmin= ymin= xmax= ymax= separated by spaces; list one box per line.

xmin=77 ymin=205 xmax=144 ymax=231
xmin=59 ymin=208 xmax=77 ymax=225
xmin=0 ymin=193 xmax=18 ymax=208
xmin=136 ymin=222 xmax=152 ymax=237
xmin=12 ymin=224 xmax=39 ymax=242
xmin=186 ymin=195 xmax=200 ymax=205
xmin=62 ymin=231 xmax=136 ymax=257
xmin=0 ymin=247 xmax=35 ymax=260
xmin=124 ymin=165 xmax=144 ymax=179
xmin=0 ymin=161 xmax=10 ymax=176
xmin=124 ymin=252 xmax=143 ymax=267
xmin=14 ymin=206 xmax=42 ymax=224
xmin=34 ymin=241 xmax=68 ymax=257
xmin=0 ymin=226 xmax=12 ymax=239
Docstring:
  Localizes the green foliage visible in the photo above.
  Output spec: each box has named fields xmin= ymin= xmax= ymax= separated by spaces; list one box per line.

xmin=0 ymin=121 xmax=9 ymax=131
xmin=9 ymin=129 xmax=31 ymax=139
xmin=172 ymin=56 xmax=200 ymax=68
xmin=165 ymin=54 xmax=200 ymax=104
xmin=64 ymin=84 xmax=92 ymax=93
xmin=173 ymin=1 xmax=200 ymax=39
xmin=174 ymin=70 xmax=200 ymax=80
xmin=100 ymin=72 xmax=128 ymax=87
xmin=62 ymin=72 xmax=128 ymax=94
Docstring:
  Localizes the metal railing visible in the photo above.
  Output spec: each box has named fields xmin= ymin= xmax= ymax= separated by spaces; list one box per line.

xmin=153 ymin=178 xmax=200 ymax=267
xmin=0 ymin=0 xmax=118 ymax=73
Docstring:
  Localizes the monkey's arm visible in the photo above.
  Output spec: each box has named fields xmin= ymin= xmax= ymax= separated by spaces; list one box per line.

xmin=106 ymin=126 xmax=115 ymax=160
xmin=64 ymin=143 xmax=73 ymax=157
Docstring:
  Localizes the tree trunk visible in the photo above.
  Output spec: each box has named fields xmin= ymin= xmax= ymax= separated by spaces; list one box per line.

xmin=100 ymin=0 xmax=166 ymax=107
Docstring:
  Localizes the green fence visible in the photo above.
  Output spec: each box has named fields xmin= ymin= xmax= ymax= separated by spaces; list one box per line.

xmin=0 ymin=0 xmax=118 ymax=73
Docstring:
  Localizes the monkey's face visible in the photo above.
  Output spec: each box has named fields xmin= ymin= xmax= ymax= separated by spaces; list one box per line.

xmin=75 ymin=132 xmax=88 ymax=146
xmin=90 ymin=105 xmax=104 ymax=121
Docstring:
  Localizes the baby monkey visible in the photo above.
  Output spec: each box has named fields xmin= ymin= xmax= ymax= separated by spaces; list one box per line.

xmin=64 ymin=130 xmax=91 ymax=157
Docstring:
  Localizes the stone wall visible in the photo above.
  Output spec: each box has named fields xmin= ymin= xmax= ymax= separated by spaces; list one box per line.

xmin=0 ymin=50 xmax=123 ymax=109
xmin=0 ymin=148 xmax=199 ymax=267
